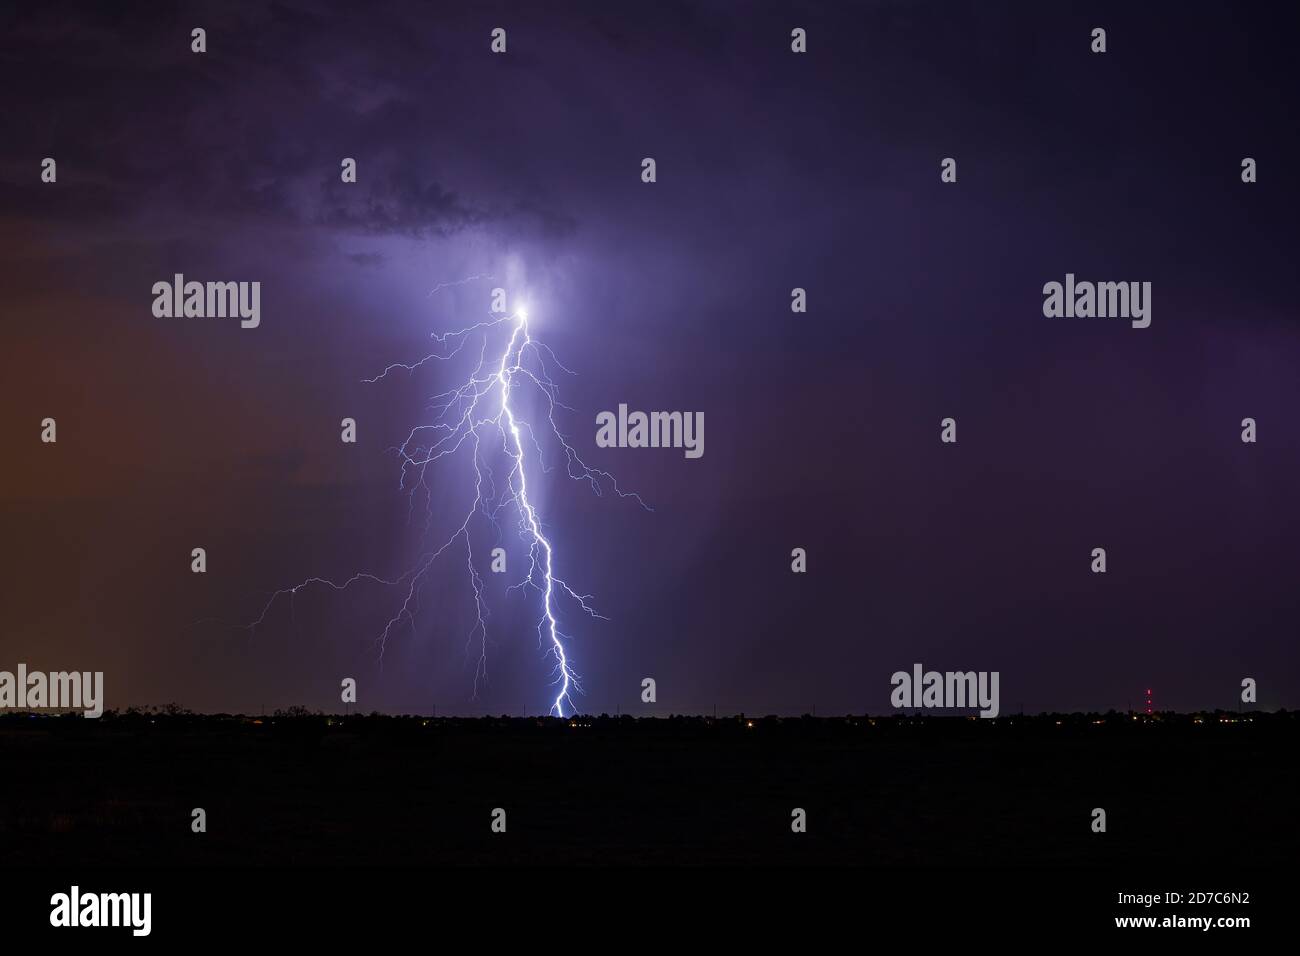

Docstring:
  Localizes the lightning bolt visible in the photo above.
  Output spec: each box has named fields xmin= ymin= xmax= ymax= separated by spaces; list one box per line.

xmin=243 ymin=284 xmax=647 ymax=717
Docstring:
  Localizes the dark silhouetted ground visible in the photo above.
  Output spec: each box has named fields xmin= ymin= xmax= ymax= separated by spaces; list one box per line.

xmin=2 ymin=710 xmax=1293 ymax=866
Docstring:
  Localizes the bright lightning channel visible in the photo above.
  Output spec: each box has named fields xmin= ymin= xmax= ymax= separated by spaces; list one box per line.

xmin=245 ymin=293 xmax=646 ymax=718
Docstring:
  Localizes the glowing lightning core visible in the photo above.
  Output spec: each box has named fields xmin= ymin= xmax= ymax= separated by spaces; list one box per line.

xmin=247 ymin=294 xmax=645 ymax=717
xmin=495 ymin=304 xmax=575 ymax=714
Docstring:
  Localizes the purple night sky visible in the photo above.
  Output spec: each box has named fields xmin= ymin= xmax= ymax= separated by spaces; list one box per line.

xmin=2 ymin=0 xmax=1297 ymax=715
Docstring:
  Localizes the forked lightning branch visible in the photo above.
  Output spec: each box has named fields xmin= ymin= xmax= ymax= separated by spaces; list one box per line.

xmin=249 ymin=285 xmax=646 ymax=716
